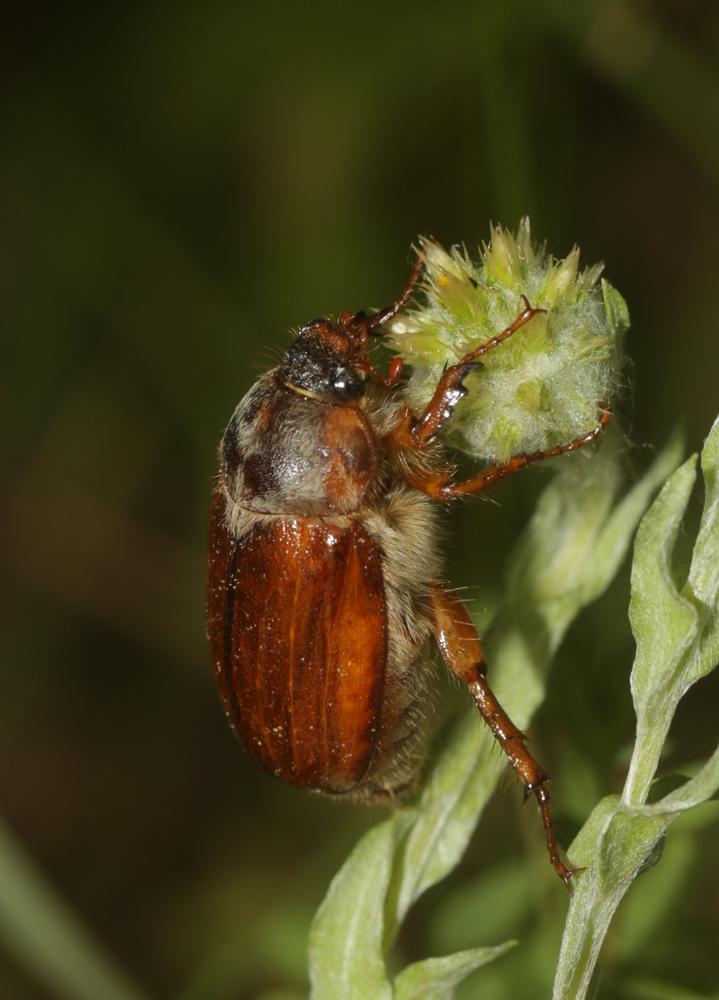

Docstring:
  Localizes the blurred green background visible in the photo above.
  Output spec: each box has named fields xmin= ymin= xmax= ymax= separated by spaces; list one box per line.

xmin=3 ymin=2 xmax=719 ymax=998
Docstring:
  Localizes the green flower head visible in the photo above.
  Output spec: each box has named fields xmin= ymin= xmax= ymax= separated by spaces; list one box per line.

xmin=388 ymin=219 xmax=628 ymax=464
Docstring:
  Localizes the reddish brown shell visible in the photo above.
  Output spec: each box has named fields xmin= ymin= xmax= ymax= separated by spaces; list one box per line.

xmin=207 ymin=489 xmax=388 ymax=793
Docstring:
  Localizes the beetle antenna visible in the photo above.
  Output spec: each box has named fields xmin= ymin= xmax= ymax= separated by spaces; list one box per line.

xmin=365 ymin=249 xmax=425 ymax=333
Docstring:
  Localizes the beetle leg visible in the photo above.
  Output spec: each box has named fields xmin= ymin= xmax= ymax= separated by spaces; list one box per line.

xmin=356 ymin=355 xmax=405 ymax=388
xmin=407 ymin=405 xmax=612 ymax=499
xmin=430 ymin=584 xmax=578 ymax=889
xmin=386 ymin=297 xmax=544 ymax=450
xmin=383 ymin=355 xmax=405 ymax=386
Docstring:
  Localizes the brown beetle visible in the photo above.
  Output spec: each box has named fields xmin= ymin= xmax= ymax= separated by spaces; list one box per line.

xmin=207 ymin=251 xmax=611 ymax=886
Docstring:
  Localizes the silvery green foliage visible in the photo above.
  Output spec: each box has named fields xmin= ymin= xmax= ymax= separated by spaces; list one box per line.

xmin=388 ymin=220 xmax=627 ymax=464
xmin=308 ymin=430 xmax=682 ymax=1000
xmin=553 ymin=415 xmax=719 ymax=1000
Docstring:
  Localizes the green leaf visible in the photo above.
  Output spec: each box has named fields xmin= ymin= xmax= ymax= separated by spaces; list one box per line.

xmin=629 ymin=454 xmax=699 ymax=703
xmin=553 ymin=416 xmax=719 ymax=1000
xmin=309 ymin=817 xmax=408 ymax=1000
xmin=624 ymin=455 xmax=699 ymax=806
xmin=393 ymin=942 xmax=516 ymax=1000
xmin=582 ymin=429 xmax=685 ymax=610
xmin=625 ymin=417 xmax=719 ymax=806
xmin=683 ymin=415 xmax=719 ymax=678
xmin=388 ymin=712 xmax=500 ymax=929
xmin=502 ymin=429 xmax=682 ymax=653
xmin=686 ymin=416 xmax=719 ymax=597
xmin=554 ymin=800 xmax=671 ymax=1000
xmin=646 ymin=743 xmax=719 ymax=815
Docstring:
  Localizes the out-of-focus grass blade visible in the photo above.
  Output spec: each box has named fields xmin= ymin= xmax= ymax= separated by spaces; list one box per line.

xmin=543 ymin=1 xmax=719 ymax=186
xmin=621 ymin=975 xmax=719 ymax=1000
xmin=253 ymin=991 xmax=309 ymax=1000
xmin=428 ymin=860 xmax=532 ymax=953
xmin=0 ymin=818 xmax=148 ymax=1000
xmin=611 ymin=829 xmax=694 ymax=963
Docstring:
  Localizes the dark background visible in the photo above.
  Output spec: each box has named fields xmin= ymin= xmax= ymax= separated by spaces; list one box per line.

xmin=2 ymin=2 xmax=719 ymax=998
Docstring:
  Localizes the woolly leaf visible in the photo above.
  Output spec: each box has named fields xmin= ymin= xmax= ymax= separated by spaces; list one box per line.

xmin=553 ymin=417 xmax=719 ymax=1000
xmin=393 ymin=942 xmax=516 ymax=1000
xmin=629 ymin=455 xmax=698 ymax=710
xmin=553 ymin=744 xmax=719 ymax=1000
xmin=683 ymin=415 xmax=719 ymax=677
xmin=308 ymin=818 xmax=406 ymax=1000
xmin=626 ymin=416 xmax=719 ymax=805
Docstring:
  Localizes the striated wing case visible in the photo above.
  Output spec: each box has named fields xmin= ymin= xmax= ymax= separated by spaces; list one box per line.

xmin=207 ymin=489 xmax=388 ymax=793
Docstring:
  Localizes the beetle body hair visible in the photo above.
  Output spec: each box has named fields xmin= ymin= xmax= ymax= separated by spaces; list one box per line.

xmin=217 ymin=370 xmax=448 ymax=801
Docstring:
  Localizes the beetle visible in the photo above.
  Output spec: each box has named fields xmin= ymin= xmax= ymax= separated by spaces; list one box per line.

xmin=207 ymin=250 xmax=611 ymax=886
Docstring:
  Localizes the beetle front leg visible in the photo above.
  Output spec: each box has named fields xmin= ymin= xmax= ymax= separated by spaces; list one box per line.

xmin=407 ymin=405 xmax=612 ymax=499
xmin=430 ymin=584 xmax=577 ymax=889
xmin=387 ymin=297 xmax=544 ymax=450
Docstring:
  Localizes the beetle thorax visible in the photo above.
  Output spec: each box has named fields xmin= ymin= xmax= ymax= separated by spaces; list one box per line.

xmin=221 ymin=373 xmax=377 ymax=518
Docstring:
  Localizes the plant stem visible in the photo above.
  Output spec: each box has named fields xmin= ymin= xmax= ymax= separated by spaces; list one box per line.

xmin=622 ymin=700 xmax=675 ymax=806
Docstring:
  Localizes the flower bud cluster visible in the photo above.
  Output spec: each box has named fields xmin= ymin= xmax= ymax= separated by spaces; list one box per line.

xmin=388 ymin=219 xmax=628 ymax=463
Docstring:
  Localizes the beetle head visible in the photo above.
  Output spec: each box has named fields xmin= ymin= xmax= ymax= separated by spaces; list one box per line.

xmin=280 ymin=312 xmax=373 ymax=403
xmin=279 ymin=253 xmax=424 ymax=403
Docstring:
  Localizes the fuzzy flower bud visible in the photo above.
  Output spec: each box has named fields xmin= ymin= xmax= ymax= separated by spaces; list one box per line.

xmin=388 ymin=219 xmax=628 ymax=464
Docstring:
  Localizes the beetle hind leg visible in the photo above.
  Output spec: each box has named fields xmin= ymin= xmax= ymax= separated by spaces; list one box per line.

xmin=430 ymin=583 xmax=578 ymax=889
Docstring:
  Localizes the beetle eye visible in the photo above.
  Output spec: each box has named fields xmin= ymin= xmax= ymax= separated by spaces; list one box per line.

xmin=332 ymin=366 xmax=364 ymax=401
xmin=281 ymin=335 xmax=364 ymax=402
